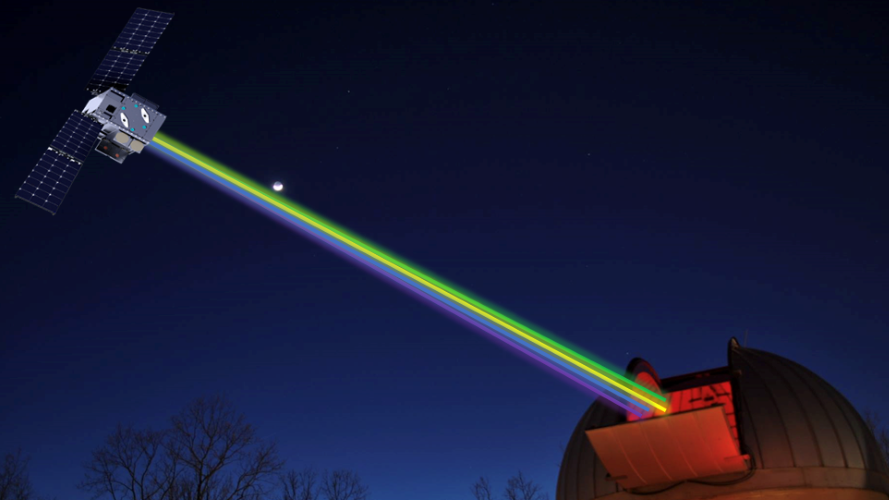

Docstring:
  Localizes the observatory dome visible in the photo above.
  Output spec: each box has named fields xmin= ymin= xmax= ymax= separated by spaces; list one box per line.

xmin=556 ymin=338 xmax=889 ymax=500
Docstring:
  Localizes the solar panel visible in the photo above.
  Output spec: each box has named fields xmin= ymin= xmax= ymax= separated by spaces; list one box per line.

xmin=86 ymin=51 xmax=147 ymax=94
xmin=14 ymin=112 xmax=102 ymax=215
xmin=112 ymin=8 xmax=174 ymax=54
xmin=85 ymin=8 xmax=173 ymax=94
xmin=50 ymin=111 xmax=103 ymax=163
xmin=16 ymin=150 xmax=85 ymax=215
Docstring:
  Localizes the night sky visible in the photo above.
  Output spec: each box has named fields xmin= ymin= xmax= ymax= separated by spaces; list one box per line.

xmin=1 ymin=2 xmax=887 ymax=499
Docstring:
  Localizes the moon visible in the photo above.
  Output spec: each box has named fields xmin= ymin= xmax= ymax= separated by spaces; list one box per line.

xmin=273 ymin=181 xmax=283 ymax=192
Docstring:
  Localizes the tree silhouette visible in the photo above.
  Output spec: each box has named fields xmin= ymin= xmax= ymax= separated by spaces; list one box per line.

xmin=319 ymin=470 xmax=368 ymax=500
xmin=469 ymin=476 xmax=493 ymax=500
xmin=80 ymin=425 xmax=175 ymax=500
xmin=169 ymin=396 xmax=283 ymax=500
xmin=281 ymin=468 xmax=368 ymax=500
xmin=281 ymin=468 xmax=318 ymax=500
xmin=863 ymin=409 xmax=889 ymax=465
xmin=0 ymin=450 xmax=35 ymax=500
xmin=80 ymin=396 xmax=283 ymax=500
xmin=503 ymin=471 xmax=547 ymax=500
xmin=470 ymin=472 xmax=548 ymax=500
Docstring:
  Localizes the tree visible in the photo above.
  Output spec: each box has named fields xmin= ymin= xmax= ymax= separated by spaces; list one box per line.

xmin=503 ymin=471 xmax=547 ymax=500
xmin=863 ymin=409 xmax=889 ymax=465
xmin=469 ymin=472 xmax=548 ymax=500
xmin=80 ymin=396 xmax=284 ymax=500
xmin=0 ymin=450 xmax=34 ymax=500
xmin=469 ymin=476 xmax=493 ymax=500
xmin=281 ymin=468 xmax=318 ymax=500
xmin=319 ymin=470 xmax=368 ymax=500
xmin=79 ymin=425 xmax=176 ymax=500
xmin=169 ymin=396 xmax=284 ymax=500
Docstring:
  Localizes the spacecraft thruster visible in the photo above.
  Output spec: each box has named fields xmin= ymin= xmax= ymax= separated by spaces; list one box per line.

xmin=14 ymin=8 xmax=174 ymax=215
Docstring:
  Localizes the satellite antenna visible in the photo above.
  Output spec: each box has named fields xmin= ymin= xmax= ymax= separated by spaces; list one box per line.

xmin=14 ymin=8 xmax=174 ymax=215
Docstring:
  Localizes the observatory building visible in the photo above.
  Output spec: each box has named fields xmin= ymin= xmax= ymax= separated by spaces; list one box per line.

xmin=557 ymin=338 xmax=889 ymax=500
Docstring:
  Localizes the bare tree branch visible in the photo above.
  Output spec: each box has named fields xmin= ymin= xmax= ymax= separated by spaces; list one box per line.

xmin=863 ymin=409 xmax=889 ymax=466
xmin=469 ymin=476 xmax=493 ymax=500
xmin=169 ymin=396 xmax=284 ymax=500
xmin=319 ymin=470 xmax=368 ymax=500
xmin=281 ymin=468 xmax=318 ymax=500
xmin=503 ymin=471 xmax=547 ymax=500
xmin=79 ymin=425 xmax=171 ymax=500
xmin=79 ymin=396 xmax=283 ymax=500
xmin=0 ymin=450 xmax=35 ymax=500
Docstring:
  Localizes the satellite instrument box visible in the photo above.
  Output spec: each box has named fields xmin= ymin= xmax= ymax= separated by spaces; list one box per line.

xmin=82 ymin=89 xmax=167 ymax=164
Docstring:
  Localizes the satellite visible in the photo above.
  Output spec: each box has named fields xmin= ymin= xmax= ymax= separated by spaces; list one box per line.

xmin=14 ymin=8 xmax=174 ymax=215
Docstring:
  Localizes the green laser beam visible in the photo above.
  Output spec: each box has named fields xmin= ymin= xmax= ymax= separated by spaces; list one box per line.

xmin=154 ymin=132 xmax=667 ymax=408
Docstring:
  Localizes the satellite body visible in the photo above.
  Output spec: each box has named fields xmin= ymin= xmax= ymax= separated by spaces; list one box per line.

xmin=14 ymin=8 xmax=173 ymax=215
xmin=82 ymin=89 xmax=166 ymax=163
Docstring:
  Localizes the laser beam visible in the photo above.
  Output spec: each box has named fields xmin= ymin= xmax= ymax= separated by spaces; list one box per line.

xmin=148 ymin=133 xmax=667 ymax=413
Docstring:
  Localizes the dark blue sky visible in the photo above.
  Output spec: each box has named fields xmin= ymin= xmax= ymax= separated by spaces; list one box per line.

xmin=1 ymin=1 xmax=887 ymax=499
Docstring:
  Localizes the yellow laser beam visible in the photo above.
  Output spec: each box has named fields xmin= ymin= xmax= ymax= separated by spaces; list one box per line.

xmin=153 ymin=136 xmax=667 ymax=412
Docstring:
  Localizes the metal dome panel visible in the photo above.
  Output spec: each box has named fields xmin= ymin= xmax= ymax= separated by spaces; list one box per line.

xmin=557 ymin=400 xmax=622 ymax=499
xmin=730 ymin=343 xmax=888 ymax=474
